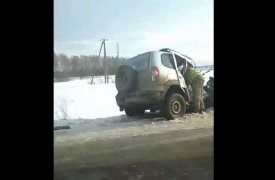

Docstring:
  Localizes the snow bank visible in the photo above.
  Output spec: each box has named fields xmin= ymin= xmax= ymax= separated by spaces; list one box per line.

xmin=54 ymin=75 xmax=123 ymax=120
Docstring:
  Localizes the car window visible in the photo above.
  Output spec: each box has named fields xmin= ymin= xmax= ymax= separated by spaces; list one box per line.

xmin=161 ymin=54 xmax=175 ymax=69
xmin=175 ymin=54 xmax=187 ymax=74
xmin=126 ymin=52 xmax=150 ymax=70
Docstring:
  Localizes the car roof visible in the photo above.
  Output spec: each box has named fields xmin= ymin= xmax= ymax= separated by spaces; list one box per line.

xmin=159 ymin=48 xmax=195 ymax=67
xmin=131 ymin=49 xmax=196 ymax=68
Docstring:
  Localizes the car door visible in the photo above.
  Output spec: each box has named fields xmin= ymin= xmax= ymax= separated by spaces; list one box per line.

xmin=171 ymin=52 xmax=187 ymax=89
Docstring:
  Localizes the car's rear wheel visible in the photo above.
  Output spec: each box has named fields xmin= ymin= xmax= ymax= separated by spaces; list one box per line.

xmin=135 ymin=109 xmax=145 ymax=115
xmin=125 ymin=108 xmax=145 ymax=117
xmin=164 ymin=93 xmax=186 ymax=120
xmin=125 ymin=108 xmax=135 ymax=116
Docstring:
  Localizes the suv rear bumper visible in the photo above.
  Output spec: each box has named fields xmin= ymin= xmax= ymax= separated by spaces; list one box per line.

xmin=116 ymin=90 xmax=165 ymax=110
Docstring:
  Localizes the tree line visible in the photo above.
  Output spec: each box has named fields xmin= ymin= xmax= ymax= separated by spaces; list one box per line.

xmin=54 ymin=52 xmax=128 ymax=81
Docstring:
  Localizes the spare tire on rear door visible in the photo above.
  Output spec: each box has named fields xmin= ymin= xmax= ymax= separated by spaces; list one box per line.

xmin=115 ymin=65 xmax=137 ymax=92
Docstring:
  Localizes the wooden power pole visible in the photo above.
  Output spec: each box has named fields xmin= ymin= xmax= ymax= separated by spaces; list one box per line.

xmin=101 ymin=38 xmax=108 ymax=83
xmin=91 ymin=38 xmax=108 ymax=84
xmin=116 ymin=42 xmax=119 ymax=59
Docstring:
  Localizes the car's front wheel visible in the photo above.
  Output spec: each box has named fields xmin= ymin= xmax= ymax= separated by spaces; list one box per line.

xmin=164 ymin=93 xmax=186 ymax=120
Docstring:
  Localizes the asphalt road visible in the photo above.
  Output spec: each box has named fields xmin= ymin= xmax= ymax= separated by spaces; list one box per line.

xmin=54 ymin=109 xmax=214 ymax=180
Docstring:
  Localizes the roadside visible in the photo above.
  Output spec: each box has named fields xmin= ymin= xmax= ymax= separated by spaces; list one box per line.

xmin=54 ymin=108 xmax=213 ymax=180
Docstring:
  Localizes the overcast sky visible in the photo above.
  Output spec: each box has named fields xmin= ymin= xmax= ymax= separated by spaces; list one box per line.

xmin=54 ymin=0 xmax=213 ymax=65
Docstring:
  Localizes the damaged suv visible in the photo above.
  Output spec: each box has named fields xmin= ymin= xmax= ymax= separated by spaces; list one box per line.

xmin=115 ymin=48 xmax=211 ymax=120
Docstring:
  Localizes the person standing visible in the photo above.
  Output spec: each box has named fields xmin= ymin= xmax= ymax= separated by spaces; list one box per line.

xmin=184 ymin=66 xmax=205 ymax=113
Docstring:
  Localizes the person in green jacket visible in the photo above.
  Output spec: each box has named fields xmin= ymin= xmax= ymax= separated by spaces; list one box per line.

xmin=183 ymin=65 xmax=205 ymax=113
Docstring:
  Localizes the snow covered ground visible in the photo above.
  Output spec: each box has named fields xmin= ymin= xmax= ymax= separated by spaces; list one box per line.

xmin=54 ymin=69 xmax=214 ymax=120
xmin=54 ymin=75 xmax=124 ymax=120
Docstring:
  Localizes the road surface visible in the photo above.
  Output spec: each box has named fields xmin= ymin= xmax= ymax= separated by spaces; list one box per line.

xmin=54 ymin=108 xmax=214 ymax=180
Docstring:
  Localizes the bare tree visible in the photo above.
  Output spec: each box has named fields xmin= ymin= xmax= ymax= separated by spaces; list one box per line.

xmin=54 ymin=51 xmax=129 ymax=82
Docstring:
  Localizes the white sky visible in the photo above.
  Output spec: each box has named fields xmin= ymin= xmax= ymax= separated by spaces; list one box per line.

xmin=54 ymin=0 xmax=213 ymax=65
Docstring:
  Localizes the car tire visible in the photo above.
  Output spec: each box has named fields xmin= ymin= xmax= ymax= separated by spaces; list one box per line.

xmin=115 ymin=65 xmax=137 ymax=92
xmin=135 ymin=109 xmax=145 ymax=115
xmin=125 ymin=108 xmax=135 ymax=116
xmin=125 ymin=108 xmax=145 ymax=117
xmin=164 ymin=93 xmax=186 ymax=120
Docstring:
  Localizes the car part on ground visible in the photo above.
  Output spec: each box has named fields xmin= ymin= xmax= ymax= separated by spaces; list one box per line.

xmin=54 ymin=125 xmax=71 ymax=131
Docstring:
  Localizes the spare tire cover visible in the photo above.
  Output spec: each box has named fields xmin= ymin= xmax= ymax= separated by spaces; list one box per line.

xmin=115 ymin=65 xmax=137 ymax=92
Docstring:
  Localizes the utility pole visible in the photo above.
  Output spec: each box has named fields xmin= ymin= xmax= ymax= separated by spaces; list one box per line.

xmin=116 ymin=42 xmax=119 ymax=59
xmin=91 ymin=38 xmax=108 ymax=84
xmin=101 ymin=38 xmax=108 ymax=83
xmin=99 ymin=41 xmax=104 ymax=67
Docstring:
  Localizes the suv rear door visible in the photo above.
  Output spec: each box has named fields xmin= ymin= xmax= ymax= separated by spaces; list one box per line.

xmin=125 ymin=52 xmax=151 ymax=91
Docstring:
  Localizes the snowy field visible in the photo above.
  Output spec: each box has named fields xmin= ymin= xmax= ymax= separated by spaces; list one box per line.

xmin=54 ymin=69 xmax=213 ymax=120
xmin=54 ymin=75 xmax=124 ymax=120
